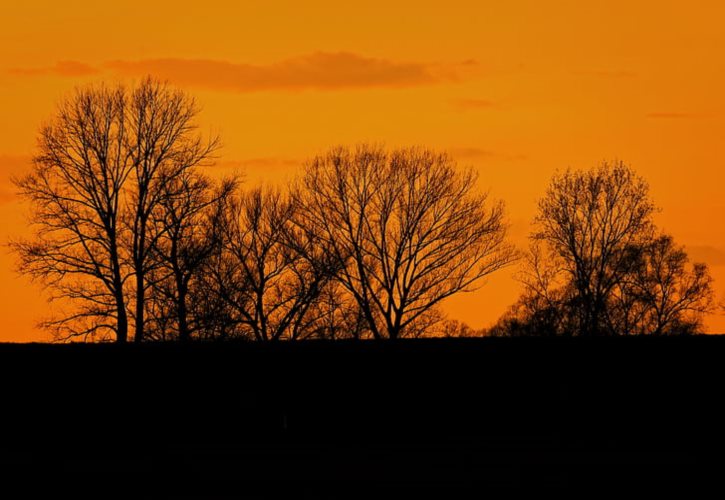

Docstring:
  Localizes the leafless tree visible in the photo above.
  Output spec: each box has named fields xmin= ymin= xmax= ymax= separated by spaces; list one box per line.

xmin=296 ymin=145 xmax=517 ymax=339
xmin=12 ymin=78 xmax=218 ymax=343
xmin=124 ymin=78 xmax=219 ymax=342
xmin=304 ymin=283 xmax=372 ymax=339
xmin=499 ymin=242 xmax=579 ymax=336
xmin=147 ymin=172 xmax=237 ymax=341
xmin=609 ymin=234 xmax=713 ymax=335
xmin=495 ymin=161 xmax=713 ymax=336
xmin=12 ymin=84 xmax=132 ymax=341
xmin=531 ymin=161 xmax=656 ymax=335
xmin=438 ymin=318 xmax=483 ymax=338
xmin=212 ymin=187 xmax=337 ymax=341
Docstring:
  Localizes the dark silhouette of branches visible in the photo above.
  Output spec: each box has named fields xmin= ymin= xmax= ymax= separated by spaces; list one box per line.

xmin=492 ymin=161 xmax=714 ymax=336
xmin=211 ymin=187 xmax=338 ymax=341
xmin=146 ymin=172 xmax=238 ymax=341
xmin=608 ymin=235 xmax=714 ymax=335
xmin=23 ymin=78 xmax=710 ymax=342
xmin=12 ymin=84 xmax=132 ymax=341
xmin=531 ymin=161 xmax=655 ymax=335
xmin=305 ymin=283 xmax=373 ymax=339
xmin=296 ymin=145 xmax=517 ymax=339
xmin=124 ymin=78 xmax=220 ymax=343
xmin=12 ymin=78 xmax=218 ymax=343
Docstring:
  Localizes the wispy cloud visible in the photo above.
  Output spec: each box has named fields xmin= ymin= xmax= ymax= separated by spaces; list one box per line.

xmin=9 ymin=60 xmax=99 ymax=77
xmin=449 ymin=147 xmax=496 ymax=159
xmin=646 ymin=112 xmax=700 ymax=119
xmin=451 ymin=98 xmax=496 ymax=110
xmin=687 ymin=245 xmax=725 ymax=266
xmin=573 ymin=69 xmax=637 ymax=78
xmin=8 ymin=52 xmax=473 ymax=92
xmin=0 ymin=154 xmax=32 ymax=205
xmin=216 ymin=157 xmax=300 ymax=170
xmin=104 ymin=53 xmax=467 ymax=91
xmin=448 ymin=147 xmax=527 ymax=162
xmin=10 ymin=52 xmax=478 ymax=92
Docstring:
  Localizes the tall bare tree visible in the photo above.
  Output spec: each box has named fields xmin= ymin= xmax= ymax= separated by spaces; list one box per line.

xmin=12 ymin=78 xmax=218 ymax=342
xmin=296 ymin=145 xmax=517 ymax=339
xmin=305 ymin=283 xmax=372 ymax=339
xmin=212 ymin=187 xmax=337 ymax=341
xmin=147 ymin=172 xmax=237 ymax=341
xmin=494 ymin=161 xmax=713 ymax=336
xmin=531 ymin=161 xmax=656 ymax=335
xmin=125 ymin=78 xmax=219 ymax=342
xmin=609 ymin=234 xmax=713 ymax=335
xmin=12 ymin=85 xmax=132 ymax=341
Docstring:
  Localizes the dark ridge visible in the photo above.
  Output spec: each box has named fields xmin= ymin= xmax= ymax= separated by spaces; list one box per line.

xmin=0 ymin=336 xmax=721 ymax=494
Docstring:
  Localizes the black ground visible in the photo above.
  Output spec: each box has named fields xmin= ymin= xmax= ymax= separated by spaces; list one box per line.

xmin=0 ymin=337 xmax=722 ymax=495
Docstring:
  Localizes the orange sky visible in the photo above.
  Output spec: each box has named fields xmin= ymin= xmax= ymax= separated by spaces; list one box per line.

xmin=1 ymin=1 xmax=724 ymax=341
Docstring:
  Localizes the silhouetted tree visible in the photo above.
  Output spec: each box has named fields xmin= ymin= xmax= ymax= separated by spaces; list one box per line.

xmin=439 ymin=319 xmax=483 ymax=338
xmin=608 ymin=234 xmax=713 ymax=335
xmin=494 ymin=161 xmax=713 ymax=336
xmin=12 ymin=84 xmax=132 ymax=341
xmin=305 ymin=283 xmax=372 ymax=339
xmin=531 ymin=161 xmax=656 ymax=335
xmin=12 ymin=78 xmax=218 ymax=342
xmin=124 ymin=78 xmax=219 ymax=343
xmin=296 ymin=145 xmax=517 ymax=339
xmin=212 ymin=187 xmax=337 ymax=341
xmin=146 ymin=172 xmax=237 ymax=341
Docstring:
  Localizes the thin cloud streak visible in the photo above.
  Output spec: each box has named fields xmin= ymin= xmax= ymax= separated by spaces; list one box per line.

xmin=104 ymin=52 xmax=464 ymax=91
xmin=449 ymin=147 xmax=496 ymax=159
xmin=687 ymin=245 xmax=725 ymax=266
xmin=0 ymin=154 xmax=32 ymax=205
xmin=451 ymin=98 xmax=496 ymax=110
xmin=573 ymin=69 xmax=637 ymax=78
xmin=216 ymin=157 xmax=301 ymax=170
xmin=646 ymin=112 xmax=700 ymax=119
xmin=449 ymin=147 xmax=527 ymax=162
xmin=9 ymin=60 xmax=100 ymax=77
xmin=8 ymin=52 xmax=473 ymax=92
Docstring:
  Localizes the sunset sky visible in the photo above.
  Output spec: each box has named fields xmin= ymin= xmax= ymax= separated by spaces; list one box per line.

xmin=1 ymin=1 xmax=724 ymax=341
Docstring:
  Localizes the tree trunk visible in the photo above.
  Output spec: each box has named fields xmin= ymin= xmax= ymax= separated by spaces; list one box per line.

xmin=177 ymin=279 xmax=190 ymax=342
xmin=110 ymin=239 xmax=128 ymax=343
xmin=134 ymin=270 xmax=145 ymax=343
xmin=116 ymin=295 xmax=128 ymax=343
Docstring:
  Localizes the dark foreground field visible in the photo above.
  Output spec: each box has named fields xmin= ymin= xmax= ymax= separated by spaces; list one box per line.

xmin=1 ymin=337 xmax=723 ymax=495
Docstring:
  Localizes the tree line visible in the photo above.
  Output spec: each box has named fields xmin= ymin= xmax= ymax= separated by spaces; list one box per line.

xmin=11 ymin=78 xmax=714 ymax=342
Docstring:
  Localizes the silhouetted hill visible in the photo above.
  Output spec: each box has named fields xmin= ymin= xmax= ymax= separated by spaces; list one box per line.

xmin=0 ymin=337 xmax=722 ymax=494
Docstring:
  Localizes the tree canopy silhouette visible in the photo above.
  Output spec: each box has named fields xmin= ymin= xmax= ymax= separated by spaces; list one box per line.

xmin=146 ymin=171 xmax=237 ymax=341
xmin=13 ymin=84 xmax=132 ymax=341
xmin=124 ymin=79 xmax=220 ymax=342
xmin=490 ymin=161 xmax=713 ymax=336
xmin=295 ymin=145 xmax=517 ymax=339
xmin=20 ymin=79 xmax=707 ymax=342
xmin=208 ymin=187 xmax=340 ymax=341
xmin=12 ymin=78 xmax=219 ymax=342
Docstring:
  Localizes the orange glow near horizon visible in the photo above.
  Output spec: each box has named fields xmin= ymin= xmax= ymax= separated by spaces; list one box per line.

xmin=1 ymin=1 xmax=725 ymax=341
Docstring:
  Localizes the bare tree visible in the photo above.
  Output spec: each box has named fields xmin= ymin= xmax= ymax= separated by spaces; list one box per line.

xmin=296 ymin=145 xmax=517 ymax=339
xmin=125 ymin=78 xmax=219 ymax=342
xmin=610 ymin=234 xmax=713 ymax=335
xmin=212 ymin=187 xmax=336 ymax=341
xmin=281 ymin=205 xmax=346 ymax=339
xmin=147 ymin=172 xmax=237 ymax=341
xmin=495 ymin=161 xmax=713 ymax=336
xmin=304 ymin=283 xmax=372 ymax=339
xmin=12 ymin=84 xmax=132 ymax=342
xmin=438 ymin=318 xmax=483 ymax=338
xmin=12 ymin=78 xmax=218 ymax=343
xmin=531 ymin=161 xmax=656 ymax=335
